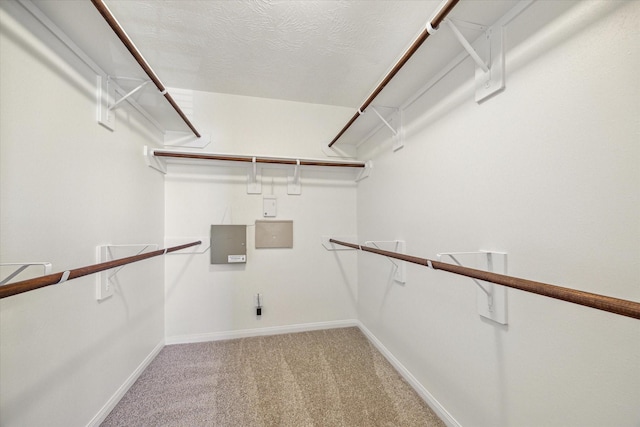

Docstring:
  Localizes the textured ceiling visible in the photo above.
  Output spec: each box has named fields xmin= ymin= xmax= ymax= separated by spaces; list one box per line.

xmin=103 ymin=0 xmax=442 ymax=107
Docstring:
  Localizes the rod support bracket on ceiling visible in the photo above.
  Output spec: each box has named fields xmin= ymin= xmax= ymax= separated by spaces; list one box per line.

xmin=444 ymin=18 xmax=505 ymax=102
xmin=436 ymin=250 xmax=508 ymax=324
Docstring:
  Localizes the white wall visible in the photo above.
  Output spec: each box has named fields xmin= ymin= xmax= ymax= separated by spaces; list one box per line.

xmin=2 ymin=1 xmax=638 ymax=426
xmin=164 ymin=92 xmax=359 ymax=342
xmin=0 ymin=6 xmax=165 ymax=427
xmin=356 ymin=1 xmax=639 ymax=426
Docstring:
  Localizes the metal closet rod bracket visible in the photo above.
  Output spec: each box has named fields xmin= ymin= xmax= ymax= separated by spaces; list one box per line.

xmin=165 ymin=237 xmax=211 ymax=255
xmin=247 ymin=157 xmax=262 ymax=194
xmin=108 ymin=77 xmax=152 ymax=111
xmin=321 ymin=235 xmax=359 ymax=251
xmin=443 ymin=17 xmax=505 ymax=102
xmin=0 ymin=263 xmax=53 ymax=286
xmin=356 ymin=106 xmax=402 ymax=152
xmin=144 ymin=146 xmax=167 ymax=174
xmin=444 ymin=19 xmax=489 ymax=72
xmin=288 ymin=159 xmax=302 ymax=195
xmin=96 ymin=243 xmax=159 ymax=301
xmin=95 ymin=74 xmax=166 ymax=133
xmin=163 ymin=131 xmax=212 ymax=149
xmin=366 ymin=106 xmax=404 ymax=152
xmin=364 ymin=240 xmax=406 ymax=284
xmin=355 ymin=160 xmax=374 ymax=182
xmin=437 ymin=250 xmax=508 ymax=324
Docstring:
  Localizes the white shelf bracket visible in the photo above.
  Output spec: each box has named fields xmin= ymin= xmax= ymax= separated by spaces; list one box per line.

xmin=437 ymin=251 xmax=508 ymax=325
xmin=96 ymin=75 xmax=116 ymax=131
xmin=109 ymin=79 xmax=151 ymax=111
xmin=364 ymin=240 xmax=406 ymax=284
xmin=97 ymin=76 xmax=153 ymax=131
xmin=96 ymin=244 xmax=158 ymax=301
xmin=0 ymin=262 xmax=52 ymax=286
xmin=369 ymin=106 xmax=404 ymax=152
xmin=321 ymin=236 xmax=359 ymax=251
xmin=165 ymin=237 xmax=210 ymax=254
xmin=445 ymin=19 xmax=490 ymax=72
xmin=370 ymin=107 xmax=398 ymax=136
xmin=355 ymin=160 xmax=373 ymax=182
xmin=444 ymin=18 xmax=505 ymax=102
xmin=144 ymin=146 xmax=167 ymax=174
xmin=163 ymin=131 xmax=211 ymax=149
xmin=287 ymin=159 xmax=302 ymax=195
xmin=321 ymin=141 xmax=357 ymax=159
xmin=247 ymin=157 xmax=262 ymax=194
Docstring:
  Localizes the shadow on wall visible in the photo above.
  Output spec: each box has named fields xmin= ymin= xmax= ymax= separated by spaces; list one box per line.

xmin=358 ymin=0 xmax=629 ymax=162
xmin=505 ymin=0 xmax=628 ymax=76
xmin=1 ymin=4 xmax=95 ymax=102
xmin=1 ymin=3 xmax=162 ymax=145
xmin=165 ymin=251 xmax=199 ymax=301
xmin=1 ymin=282 xmax=163 ymax=426
xmin=331 ymin=250 xmax=357 ymax=308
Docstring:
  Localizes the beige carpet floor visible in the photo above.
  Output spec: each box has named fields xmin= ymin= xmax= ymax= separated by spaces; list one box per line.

xmin=101 ymin=327 xmax=446 ymax=426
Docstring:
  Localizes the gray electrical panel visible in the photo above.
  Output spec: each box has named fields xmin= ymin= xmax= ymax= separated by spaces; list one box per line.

xmin=210 ymin=225 xmax=247 ymax=264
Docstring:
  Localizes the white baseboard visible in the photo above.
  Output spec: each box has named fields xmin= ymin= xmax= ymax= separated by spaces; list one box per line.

xmin=165 ymin=319 xmax=359 ymax=345
xmin=356 ymin=322 xmax=461 ymax=427
xmin=86 ymin=339 xmax=165 ymax=427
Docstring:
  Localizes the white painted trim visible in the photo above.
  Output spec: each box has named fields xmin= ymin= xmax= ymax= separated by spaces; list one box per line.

xmin=86 ymin=339 xmax=165 ymax=427
xmin=165 ymin=319 xmax=359 ymax=345
xmin=356 ymin=322 xmax=461 ymax=427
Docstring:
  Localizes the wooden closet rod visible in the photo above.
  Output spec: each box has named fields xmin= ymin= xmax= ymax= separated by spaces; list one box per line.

xmin=329 ymin=239 xmax=640 ymax=320
xmin=90 ymin=0 xmax=201 ymax=138
xmin=328 ymin=0 xmax=459 ymax=147
xmin=154 ymin=150 xmax=367 ymax=168
xmin=0 ymin=241 xmax=201 ymax=300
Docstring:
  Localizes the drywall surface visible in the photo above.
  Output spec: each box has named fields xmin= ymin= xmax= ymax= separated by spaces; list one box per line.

xmin=356 ymin=1 xmax=640 ymax=426
xmin=0 ymin=7 xmax=165 ymax=427
xmin=164 ymin=91 xmax=358 ymax=341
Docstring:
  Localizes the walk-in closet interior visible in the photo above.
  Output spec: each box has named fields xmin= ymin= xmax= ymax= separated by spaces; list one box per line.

xmin=1 ymin=0 xmax=638 ymax=426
